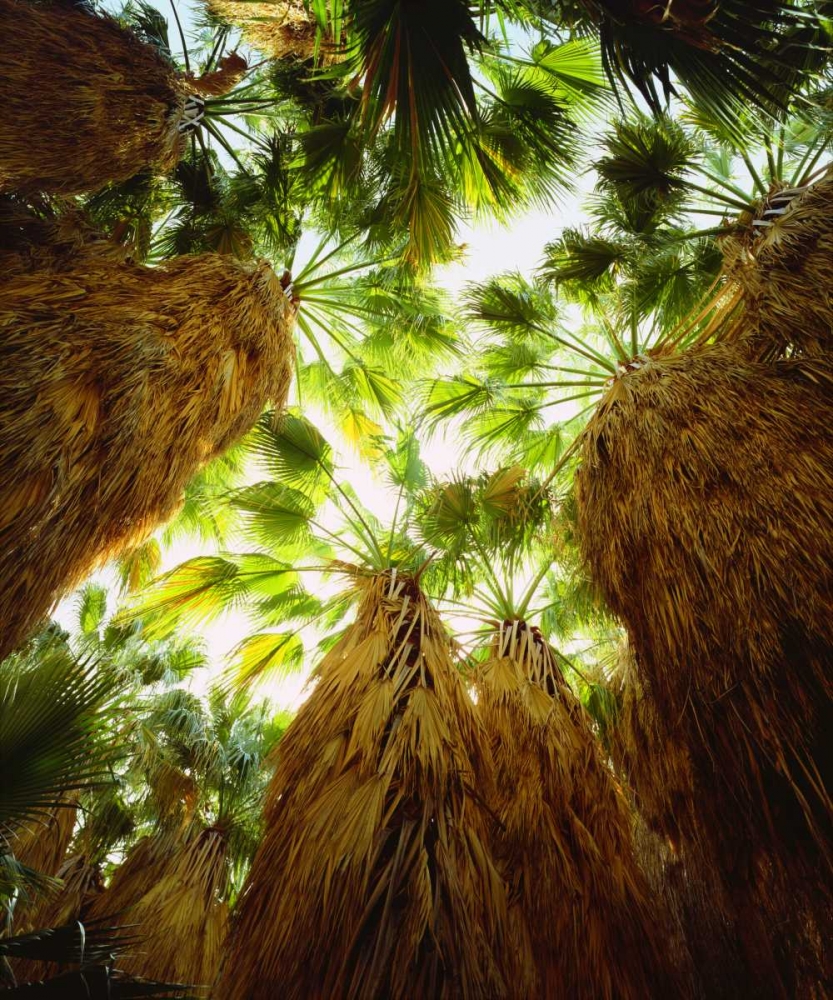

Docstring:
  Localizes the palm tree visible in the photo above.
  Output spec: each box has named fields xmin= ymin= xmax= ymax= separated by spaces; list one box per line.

xmin=135 ymin=414 xmax=521 ymax=998
xmin=0 ymin=0 xmax=255 ymax=196
xmin=422 ymin=101 xmax=833 ymax=997
xmin=0 ymin=214 xmax=296 ymax=663
xmin=0 ymin=626 xmax=202 ymax=997
xmin=206 ymin=0 xmax=324 ymax=60
xmin=575 ymin=343 xmax=833 ymax=997
xmin=526 ymin=0 xmax=828 ymax=130
xmin=417 ymin=469 xmax=674 ymax=998
xmin=83 ymin=685 xmax=285 ymax=990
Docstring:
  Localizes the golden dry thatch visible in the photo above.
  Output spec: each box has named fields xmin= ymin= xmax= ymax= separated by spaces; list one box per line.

xmin=185 ymin=52 xmax=249 ymax=97
xmin=9 ymin=852 xmax=106 ymax=984
xmin=0 ymin=197 xmax=132 ymax=277
xmin=607 ymin=645 xmax=697 ymax=856
xmin=108 ymin=828 xmax=229 ymax=989
xmin=7 ymin=801 xmax=78 ymax=890
xmin=0 ymin=0 xmax=188 ymax=196
xmin=216 ymin=570 xmax=518 ymax=1000
xmin=0 ymin=234 xmax=296 ymax=662
xmin=576 ymin=341 xmax=833 ymax=995
xmin=476 ymin=619 xmax=672 ymax=1000
xmin=84 ymin=834 xmax=171 ymax=924
xmin=82 ymin=827 xmax=227 ymax=990
xmin=608 ymin=644 xmax=770 ymax=999
xmin=207 ymin=0 xmax=320 ymax=60
xmin=720 ymin=167 xmax=833 ymax=358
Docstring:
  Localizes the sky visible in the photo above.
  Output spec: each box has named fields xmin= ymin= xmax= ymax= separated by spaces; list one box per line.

xmin=54 ymin=1 xmax=602 ymax=709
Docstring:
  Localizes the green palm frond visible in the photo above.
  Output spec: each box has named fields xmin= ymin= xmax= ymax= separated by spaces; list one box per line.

xmin=575 ymin=0 xmax=826 ymax=134
xmin=345 ymin=0 xmax=483 ymax=162
xmin=0 ymin=649 xmax=119 ymax=830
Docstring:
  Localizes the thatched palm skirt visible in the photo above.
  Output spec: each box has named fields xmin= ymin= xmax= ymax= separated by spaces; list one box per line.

xmin=576 ymin=342 xmax=833 ymax=995
xmin=0 ymin=251 xmax=294 ymax=661
xmin=0 ymin=0 xmax=184 ymax=196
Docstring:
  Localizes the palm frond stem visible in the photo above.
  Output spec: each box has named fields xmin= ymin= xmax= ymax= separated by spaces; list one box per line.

xmin=738 ymin=150 xmax=767 ymax=197
xmin=169 ymin=0 xmax=191 ymax=74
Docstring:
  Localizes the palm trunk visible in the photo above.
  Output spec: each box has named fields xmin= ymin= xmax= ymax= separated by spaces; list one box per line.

xmin=576 ymin=341 xmax=833 ymax=996
xmin=0 ymin=0 xmax=188 ymax=196
xmin=85 ymin=828 xmax=229 ymax=989
xmin=216 ymin=571 xmax=519 ymax=1000
xmin=721 ymin=168 xmax=833 ymax=359
xmin=476 ymin=620 xmax=673 ymax=1000
xmin=0 ymin=231 xmax=295 ymax=662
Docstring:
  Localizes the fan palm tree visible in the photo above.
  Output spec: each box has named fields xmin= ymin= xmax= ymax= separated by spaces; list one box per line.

xmin=81 ymin=684 xmax=285 ymax=990
xmin=131 ymin=414 xmax=522 ymax=998
xmin=420 ymin=97 xmax=833 ymax=998
xmin=0 ymin=628 xmax=203 ymax=997
xmin=416 ymin=468 xmax=675 ymax=998
xmin=0 ymin=0 xmax=262 ymax=196
xmin=0 ymin=209 xmax=296 ymax=663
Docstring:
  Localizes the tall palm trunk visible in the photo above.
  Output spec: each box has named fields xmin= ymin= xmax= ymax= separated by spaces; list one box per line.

xmin=0 ymin=232 xmax=295 ymax=661
xmin=576 ymin=341 xmax=833 ymax=997
xmin=216 ymin=571 xmax=519 ymax=1000
xmin=721 ymin=168 xmax=833 ymax=358
xmin=85 ymin=828 xmax=229 ymax=989
xmin=0 ymin=0 xmax=188 ymax=195
xmin=477 ymin=620 xmax=672 ymax=1000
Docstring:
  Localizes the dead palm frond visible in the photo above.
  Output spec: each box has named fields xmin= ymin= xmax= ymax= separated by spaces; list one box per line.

xmin=476 ymin=618 xmax=671 ymax=1000
xmin=108 ymin=828 xmax=229 ymax=989
xmin=217 ymin=570 xmax=518 ymax=1000
xmin=8 ymin=852 xmax=106 ymax=984
xmin=576 ymin=340 xmax=833 ymax=995
xmin=83 ymin=834 xmax=171 ymax=926
xmin=0 ymin=228 xmax=295 ymax=662
xmin=6 ymin=802 xmax=78 ymax=900
xmin=207 ymin=0 xmax=322 ymax=60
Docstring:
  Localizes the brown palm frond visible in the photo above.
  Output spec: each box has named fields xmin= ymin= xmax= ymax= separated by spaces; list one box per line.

xmin=0 ymin=0 xmax=188 ymax=196
xmin=207 ymin=0 xmax=321 ymax=60
xmin=9 ymin=852 xmax=106 ymax=983
xmin=106 ymin=828 xmax=229 ymax=989
xmin=217 ymin=570 xmax=518 ymax=1000
xmin=0 ymin=198 xmax=131 ymax=276
xmin=576 ymin=341 xmax=833 ymax=995
xmin=84 ymin=834 xmax=172 ymax=924
xmin=720 ymin=167 xmax=833 ymax=358
xmin=476 ymin=620 xmax=673 ymax=1000
xmin=6 ymin=801 xmax=78 ymax=890
xmin=0 ymin=232 xmax=295 ymax=662
xmin=186 ymin=52 xmax=250 ymax=97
